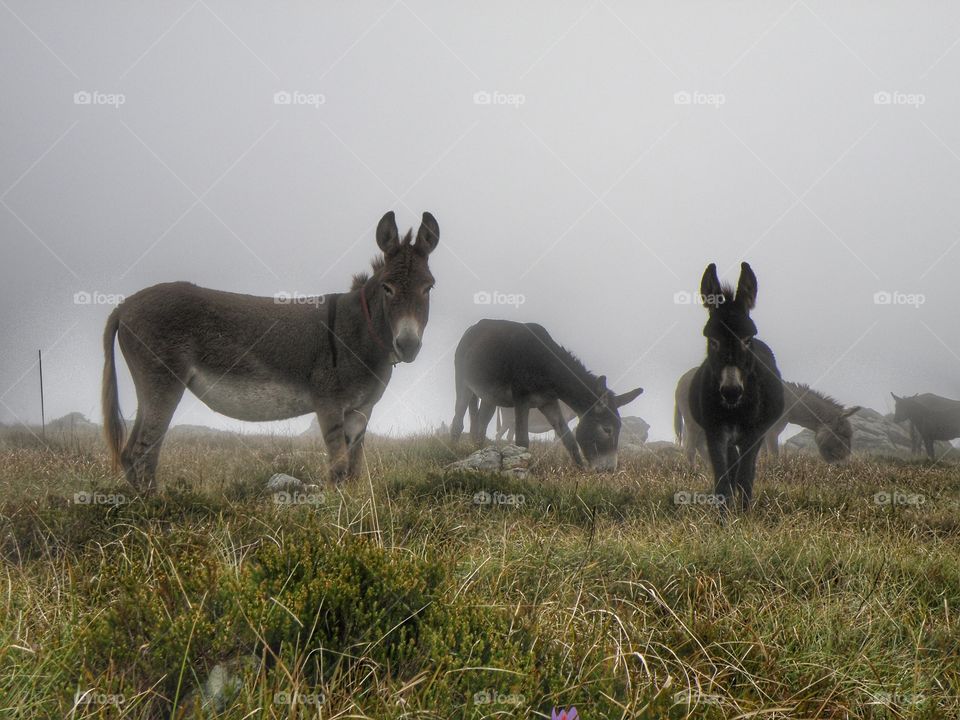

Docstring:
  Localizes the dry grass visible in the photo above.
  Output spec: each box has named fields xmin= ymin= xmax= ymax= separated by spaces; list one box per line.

xmin=0 ymin=429 xmax=958 ymax=719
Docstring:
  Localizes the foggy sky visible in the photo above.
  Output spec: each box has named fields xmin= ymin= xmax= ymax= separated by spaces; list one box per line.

xmin=2 ymin=1 xmax=959 ymax=442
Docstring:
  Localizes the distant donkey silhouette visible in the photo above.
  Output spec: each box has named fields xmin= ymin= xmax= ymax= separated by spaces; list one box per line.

xmin=688 ymin=263 xmax=783 ymax=511
xmin=102 ymin=211 xmax=439 ymax=493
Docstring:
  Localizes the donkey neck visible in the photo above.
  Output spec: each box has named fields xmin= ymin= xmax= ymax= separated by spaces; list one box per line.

xmin=329 ymin=283 xmax=395 ymax=367
xmin=783 ymin=383 xmax=842 ymax=431
xmin=551 ymin=358 xmax=602 ymax=416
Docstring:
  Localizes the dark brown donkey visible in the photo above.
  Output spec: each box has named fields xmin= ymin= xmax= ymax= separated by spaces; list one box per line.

xmin=102 ymin=211 xmax=439 ymax=492
xmin=450 ymin=319 xmax=643 ymax=471
xmin=688 ymin=263 xmax=784 ymax=511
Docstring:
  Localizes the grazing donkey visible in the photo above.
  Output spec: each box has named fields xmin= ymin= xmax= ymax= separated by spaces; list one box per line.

xmin=688 ymin=263 xmax=784 ymax=511
xmin=102 ymin=211 xmax=439 ymax=492
xmin=891 ymin=392 xmax=960 ymax=459
xmin=494 ymin=401 xmax=577 ymax=441
xmin=676 ymin=369 xmax=860 ymax=464
xmin=763 ymin=384 xmax=860 ymax=461
xmin=451 ymin=319 xmax=643 ymax=471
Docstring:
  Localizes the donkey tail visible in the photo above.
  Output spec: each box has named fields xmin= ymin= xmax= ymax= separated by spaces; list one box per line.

xmin=102 ymin=308 xmax=125 ymax=471
xmin=674 ymin=400 xmax=684 ymax=445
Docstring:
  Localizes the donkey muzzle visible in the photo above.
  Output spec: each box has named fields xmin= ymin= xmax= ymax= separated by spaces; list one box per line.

xmin=719 ymin=366 xmax=744 ymax=406
xmin=588 ymin=452 xmax=618 ymax=473
xmin=393 ymin=318 xmax=423 ymax=363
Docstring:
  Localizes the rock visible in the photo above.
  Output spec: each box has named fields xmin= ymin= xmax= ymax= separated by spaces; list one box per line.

xmin=641 ymin=440 xmax=684 ymax=455
xmin=266 ymin=472 xmax=305 ymax=492
xmin=620 ymin=416 xmax=650 ymax=446
xmin=179 ymin=655 xmax=258 ymax=715
xmin=446 ymin=444 xmax=532 ymax=478
xmin=784 ymin=407 xmax=954 ymax=458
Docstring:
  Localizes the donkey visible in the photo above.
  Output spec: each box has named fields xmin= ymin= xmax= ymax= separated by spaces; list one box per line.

xmin=102 ymin=211 xmax=439 ymax=492
xmin=676 ymin=370 xmax=859 ymax=464
xmin=494 ymin=401 xmax=577 ymax=441
xmin=891 ymin=392 xmax=960 ymax=459
xmin=763 ymin=384 xmax=860 ymax=461
xmin=451 ymin=319 xmax=643 ymax=471
xmin=688 ymin=263 xmax=783 ymax=511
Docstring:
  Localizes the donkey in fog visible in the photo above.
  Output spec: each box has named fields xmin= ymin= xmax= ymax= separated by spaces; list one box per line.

xmin=676 ymin=370 xmax=860 ymax=464
xmin=103 ymin=211 xmax=439 ymax=492
xmin=688 ymin=263 xmax=784 ymax=511
xmin=451 ymin=319 xmax=643 ymax=471
xmin=892 ymin=392 xmax=960 ymax=459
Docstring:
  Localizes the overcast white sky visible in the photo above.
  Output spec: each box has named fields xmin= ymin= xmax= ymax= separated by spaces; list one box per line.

xmin=2 ymin=1 xmax=959 ymax=441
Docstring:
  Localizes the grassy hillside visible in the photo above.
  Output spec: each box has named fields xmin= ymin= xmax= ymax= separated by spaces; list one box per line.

xmin=1 ymin=431 xmax=958 ymax=719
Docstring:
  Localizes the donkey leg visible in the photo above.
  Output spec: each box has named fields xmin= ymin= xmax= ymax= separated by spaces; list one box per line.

xmin=705 ymin=434 xmax=733 ymax=510
xmin=540 ymin=401 xmax=583 ymax=466
xmin=451 ymin=386 xmax=474 ymax=442
xmin=735 ymin=439 xmax=762 ymax=511
xmin=692 ymin=425 xmax=708 ymax=468
xmin=473 ymin=400 xmax=497 ymax=446
xmin=123 ymin=381 xmax=184 ymax=494
xmin=317 ymin=408 xmax=349 ymax=482
xmin=513 ymin=400 xmax=530 ymax=448
xmin=924 ymin=435 xmax=936 ymax=460
xmin=345 ymin=405 xmax=373 ymax=479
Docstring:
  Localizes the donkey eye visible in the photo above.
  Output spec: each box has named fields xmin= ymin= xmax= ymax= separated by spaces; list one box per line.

xmin=741 ymin=337 xmax=754 ymax=349
xmin=382 ymin=283 xmax=396 ymax=297
xmin=708 ymin=338 xmax=720 ymax=350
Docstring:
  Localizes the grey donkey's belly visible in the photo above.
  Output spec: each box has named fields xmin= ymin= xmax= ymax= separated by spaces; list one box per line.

xmin=187 ymin=366 xmax=316 ymax=421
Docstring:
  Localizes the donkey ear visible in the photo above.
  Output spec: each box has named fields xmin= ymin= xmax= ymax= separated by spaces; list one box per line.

xmin=376 ymin=211 xmax=400 ymax=254
xmin=735 ymin=262 xmax=758 ymax=310
xmin=414 ymin=212 xmax=440 ymax=255
xmin=614 ymin=386 xmax=644 ymax=408
xmin=841 ymin=405 xmax=862 ymax=419
xmin=596 ymin=375 xmax=608 ymax=394
xmin=891 ymin=392 xmax=901 ymax=402
xmin=700 ymin=263 xmax=722 ymax=309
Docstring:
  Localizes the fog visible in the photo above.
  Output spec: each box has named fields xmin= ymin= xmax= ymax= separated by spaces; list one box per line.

xmin=2 ymin=1 xmax=959 ymax=442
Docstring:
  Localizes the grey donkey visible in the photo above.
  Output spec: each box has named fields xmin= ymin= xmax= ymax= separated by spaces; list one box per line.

xmin=102 ymin=211 xmax=439 ymax=492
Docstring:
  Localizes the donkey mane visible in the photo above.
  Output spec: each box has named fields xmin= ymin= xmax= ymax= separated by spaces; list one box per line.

xmin=350 ymin=230 xmax=414 ymax=290
xmin=783 ymin=382 xmax=845 ymax=429
xmin=786 ymin=382 xmax=843 ymax=411
xmin=554 ymin=343 xmax=599 ymax=386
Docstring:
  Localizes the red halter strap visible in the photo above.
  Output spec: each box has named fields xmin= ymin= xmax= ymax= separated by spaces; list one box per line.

xmin=360 ymin=287 xmax=392 ymax=356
